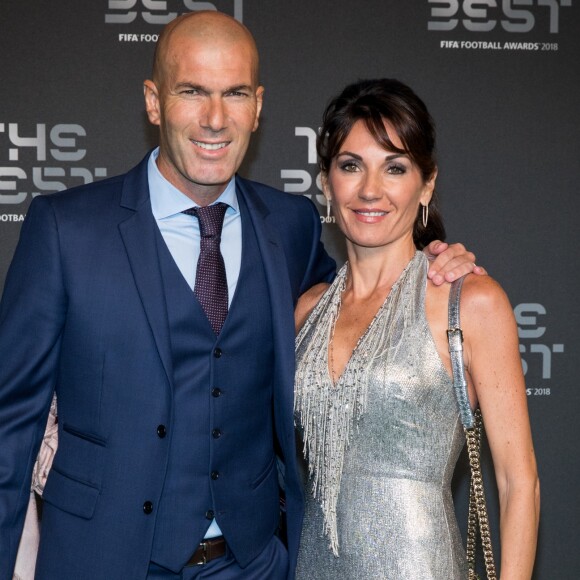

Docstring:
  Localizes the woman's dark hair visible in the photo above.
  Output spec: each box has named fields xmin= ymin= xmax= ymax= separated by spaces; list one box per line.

xmin=317 ymin=78 xmax=445 ymax=248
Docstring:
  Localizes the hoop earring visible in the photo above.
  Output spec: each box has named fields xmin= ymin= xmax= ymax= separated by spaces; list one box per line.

xmin=326 ymin=197 xmax=331 ymax=220
xmin=422 ymin=204 xmax=429 ymax=228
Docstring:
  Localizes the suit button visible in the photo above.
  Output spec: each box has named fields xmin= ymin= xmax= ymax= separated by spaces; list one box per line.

xmin=205 ymin=510 xmax=214 ymax=520
xmin=211 ymin=471 xmax=220 ymax=480
xmin=157 ymin=425 xmax=167 ymax=438
xmin=213 ymin=348 xmax=222 ymax=358
xmin=211 ymin=388 xmax=222 ymax=398
xmin=143 ymin=501 xmax=153 ymax=514
xmin=212 ymin=428 xmax=222 ymax=439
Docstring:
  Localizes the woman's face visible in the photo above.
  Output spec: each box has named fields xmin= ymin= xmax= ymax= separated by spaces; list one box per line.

xmin=324 ymin=119 xmax=435 ymax=252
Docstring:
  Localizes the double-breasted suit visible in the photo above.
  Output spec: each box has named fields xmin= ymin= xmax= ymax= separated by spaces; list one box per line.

xmin=0 ymin=153 xmax=335 ymax=579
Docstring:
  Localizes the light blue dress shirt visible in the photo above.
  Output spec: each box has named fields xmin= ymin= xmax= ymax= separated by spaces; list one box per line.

xmin=148 ymin=147 xmax=242 ymax=305
xmin=148 ymin=148 xmax=242 ymax=539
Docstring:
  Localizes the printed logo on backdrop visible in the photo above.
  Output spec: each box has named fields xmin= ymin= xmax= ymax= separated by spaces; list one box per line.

xmin=516 ymin=303 xmax=564 ymax=397
xmin=0 ymin=123 xmax=107 ymax=216
xmin=428 ymin=0 xmax=572 ymax=52
xmin=280 ymin=127 xmax=335 ymax=226
xmin=106 ymin=0 xmax=243 ymax=43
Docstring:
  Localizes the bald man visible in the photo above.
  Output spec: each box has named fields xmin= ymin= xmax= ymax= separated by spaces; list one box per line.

xmin=0 ymin=11 xmax=477 ymax=580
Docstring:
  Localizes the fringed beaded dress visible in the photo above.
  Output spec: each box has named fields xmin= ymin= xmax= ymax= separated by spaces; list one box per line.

xmin=294 ymin=252 xmax=468 ymax=579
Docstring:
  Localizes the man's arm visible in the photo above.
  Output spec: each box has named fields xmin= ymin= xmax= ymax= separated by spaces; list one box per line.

xmin=298 ymin=199 xmax=336 ymax=295
xmin=424 ymin=240 xmax=487 ymax=286
xmin=0 ymin=196 xmax=65 ymax=578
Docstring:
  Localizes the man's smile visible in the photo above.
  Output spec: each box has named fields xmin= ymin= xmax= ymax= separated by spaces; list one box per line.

xmin=191 ymin=140 xmax=229 ymax=151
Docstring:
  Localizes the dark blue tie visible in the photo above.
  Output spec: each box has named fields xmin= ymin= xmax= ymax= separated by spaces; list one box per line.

xmin=182 ymin=203 xmax=228 ymax=334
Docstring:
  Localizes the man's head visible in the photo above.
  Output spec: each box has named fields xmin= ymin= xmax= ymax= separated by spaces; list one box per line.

xmin=144 ymin=11 xmax=264 ymax=205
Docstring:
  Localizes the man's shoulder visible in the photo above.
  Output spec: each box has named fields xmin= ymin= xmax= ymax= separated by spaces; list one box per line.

xmin=33 ymin=155 xmax=146 ymax=211
xmin=26 ymin=177 xmax=122 ymax=226
xmin=236 ymin=175 xmax=316 ymax=213
xmin=236 ymin=175 xmax=287 ymax=198
xmin=51 ymin=173 xmax=125 ymax=201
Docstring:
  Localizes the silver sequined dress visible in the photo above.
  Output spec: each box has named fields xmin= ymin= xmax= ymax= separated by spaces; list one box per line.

xmin=294 ymin=252 xmax=468 ymax=579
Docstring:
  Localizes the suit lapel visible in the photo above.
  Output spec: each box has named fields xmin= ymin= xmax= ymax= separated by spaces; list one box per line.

xmin=118 ymin=156 xmax=173 ymax=387
xmin=235 ymin=177 xmax=295 ymax=331
xmin=235 ymin=177 xmax=296 ymax=440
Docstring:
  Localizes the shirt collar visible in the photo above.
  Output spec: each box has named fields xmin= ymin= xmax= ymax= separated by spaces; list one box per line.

xmin=148 ymin=147 xmax=238 ymax=220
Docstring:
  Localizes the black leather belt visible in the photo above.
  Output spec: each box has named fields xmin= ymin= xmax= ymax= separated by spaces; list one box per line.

xmin=186 ymin=537 xmax=227 ymax=566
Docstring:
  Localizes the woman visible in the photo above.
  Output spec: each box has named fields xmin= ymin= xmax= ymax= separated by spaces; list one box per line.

xmin=294 ymin=79 xmax=539 ymax=579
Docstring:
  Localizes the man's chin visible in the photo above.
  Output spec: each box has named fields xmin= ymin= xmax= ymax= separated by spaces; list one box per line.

xmin=189 ymin=175 xmax=232 ymax=188
xmin=187 ymin=167 xmax=237 ymax=188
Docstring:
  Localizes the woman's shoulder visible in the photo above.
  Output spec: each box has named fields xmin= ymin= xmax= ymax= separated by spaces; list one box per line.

xmin=459 ymin=273 xmax=511 ymax=315
xmin=295 ymin=282 xmax=330 ymax=332
xmin=426 ymin=273 xmax=513 ymax=332
xmin=454 ymin=274 xmax=517 ymax=343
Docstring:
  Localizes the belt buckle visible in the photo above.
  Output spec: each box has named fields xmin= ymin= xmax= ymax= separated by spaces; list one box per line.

xmin=196 ymin=542 xmax=208 ymax=566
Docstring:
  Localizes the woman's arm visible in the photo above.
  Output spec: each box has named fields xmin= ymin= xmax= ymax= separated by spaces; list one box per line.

xmin=462 ymin=275 xmax=540 ymax=579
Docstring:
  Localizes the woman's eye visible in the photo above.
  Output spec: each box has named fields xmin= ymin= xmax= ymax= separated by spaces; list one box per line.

xmin=387 ymin=164 xmax=406 ymax=175
xmin=339 ymin=161 xmax=359 ymax=172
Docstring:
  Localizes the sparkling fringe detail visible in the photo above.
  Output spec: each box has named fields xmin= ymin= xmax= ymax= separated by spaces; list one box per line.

xmin=295 ymin=251 xmax=426 ymax=555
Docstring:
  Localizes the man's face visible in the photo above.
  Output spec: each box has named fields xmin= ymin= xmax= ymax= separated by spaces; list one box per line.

xmin=144 ymin=33 xmax=264 ymax=204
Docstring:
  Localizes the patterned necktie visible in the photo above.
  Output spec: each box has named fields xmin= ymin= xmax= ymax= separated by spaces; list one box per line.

xmin=182 ymin=203 xmax=228 ymax=335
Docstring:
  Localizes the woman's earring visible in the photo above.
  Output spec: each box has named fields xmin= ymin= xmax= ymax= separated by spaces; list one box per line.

xmin=422 ymin=203 xmax=429 ymax=228
xmin=326 ymin=197 xmax=331 ymax=220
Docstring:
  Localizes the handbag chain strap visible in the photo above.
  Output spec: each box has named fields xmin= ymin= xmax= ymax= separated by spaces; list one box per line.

xmin=448 ymin=277 xmax=497 ymax=580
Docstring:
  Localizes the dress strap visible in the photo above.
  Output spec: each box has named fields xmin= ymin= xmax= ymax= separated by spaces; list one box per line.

xmin=447 ymin=276 xmax=475 ymax=429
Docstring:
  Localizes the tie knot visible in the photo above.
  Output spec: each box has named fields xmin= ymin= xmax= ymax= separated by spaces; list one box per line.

xmin=183 ymin=202 xmax=228 ymax=238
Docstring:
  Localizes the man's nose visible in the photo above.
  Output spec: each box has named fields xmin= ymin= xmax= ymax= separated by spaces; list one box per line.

xmin=204 ymin=96 xmax=226 ymax=131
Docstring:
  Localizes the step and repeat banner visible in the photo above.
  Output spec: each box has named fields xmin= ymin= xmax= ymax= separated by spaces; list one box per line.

xmin=1 ymin=1 xmax=578 ymax=577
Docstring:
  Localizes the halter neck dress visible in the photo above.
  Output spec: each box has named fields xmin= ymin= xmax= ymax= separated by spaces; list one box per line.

xmin=294 ymin=252 xmax=468 ymax=579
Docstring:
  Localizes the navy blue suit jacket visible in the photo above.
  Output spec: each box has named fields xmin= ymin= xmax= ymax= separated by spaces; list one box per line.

xmin=0 ymin=153 xmax=335 ymax=579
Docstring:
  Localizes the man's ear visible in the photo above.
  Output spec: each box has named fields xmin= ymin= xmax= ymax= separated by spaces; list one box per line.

xmin=143 ymin=80 xmax=161 ymax=126
xmin=252 ymin=85 xmax=265 ymax=132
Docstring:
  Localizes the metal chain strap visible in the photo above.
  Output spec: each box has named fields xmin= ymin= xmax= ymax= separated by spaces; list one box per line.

xmin=464 ymin=408 xmax=497 ymax=580
xmin=466 ymin=468 xmax=478 ymax=577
